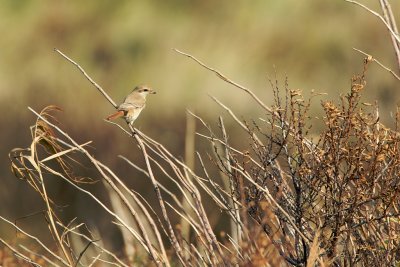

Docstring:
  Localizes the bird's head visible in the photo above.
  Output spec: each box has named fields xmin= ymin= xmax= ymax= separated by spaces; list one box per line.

xmin=133 ymin=85 xmax=156 ymax=97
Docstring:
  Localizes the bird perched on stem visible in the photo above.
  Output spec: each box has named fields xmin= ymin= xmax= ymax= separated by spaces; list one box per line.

xmin=106 ymin=85 xmax=156 ymax=125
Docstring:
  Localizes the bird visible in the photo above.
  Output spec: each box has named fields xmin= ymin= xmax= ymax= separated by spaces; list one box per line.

xmin=106 ymin=85 xmax=156 ymax=125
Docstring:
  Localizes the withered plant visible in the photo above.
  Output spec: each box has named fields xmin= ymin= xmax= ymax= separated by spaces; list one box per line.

xmin=3 ymin=2 xmax=400 ymax=265
xmin=2 ymin=49 xmax=399 ymax=267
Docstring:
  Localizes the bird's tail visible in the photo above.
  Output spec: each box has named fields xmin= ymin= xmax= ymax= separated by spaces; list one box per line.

xmin=106 ymin=110 xmax=124 ymax=120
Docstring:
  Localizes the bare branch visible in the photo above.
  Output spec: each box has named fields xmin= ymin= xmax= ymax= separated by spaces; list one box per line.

xmin=379 ymin=0 xmax=400 ymax=71
xmin=174 ymin=48 xmax=273 ymax=113
xmin=0 ymin=216 xmax=69 ymax=266
xmin=345 ymin=0 xmax=400 ymax=44
xmin=353 ymin=47 xmax=400 ymax=81
xmin=54 ymin=48 xmax=118 ymax=108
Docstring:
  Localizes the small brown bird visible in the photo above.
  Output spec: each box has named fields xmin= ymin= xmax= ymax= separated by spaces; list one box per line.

xmin=106 ymin=85 xmax=156 ymax=125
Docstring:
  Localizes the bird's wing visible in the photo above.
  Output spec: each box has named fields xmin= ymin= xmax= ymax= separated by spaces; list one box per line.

xmin=118 ymin=102 xmax=144 ymax=111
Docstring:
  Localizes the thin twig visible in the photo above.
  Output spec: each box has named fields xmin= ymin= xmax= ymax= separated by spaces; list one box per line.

xmin=174 ymin=48 xmax=273 ymax=113
xmin=0 ymin=216 xmax=69 ymax=266
xmin=53 ymin=51 xmax=167 ymax=265
xmin=54 ymin=48 xmax=118 ymax=108
xmin=210 ymin=95 xmax=264 ymax=147
xmin=379 ymin=0 xmax=400 ymax=71
xmin=19 ymin=245 xmax=60 ymax=267
xmin=56 ymin=222 xmax=129 ymax=267
xmin=219 ymin=116 xmax=242 ymax=244
xmin=345 ymin=0 xmax=400 ymax=44
xmin=0 ymin=239 xmax=42 ymax=267
xmin=135 ymin=130 xmax=226 ymax=265
xmin=98 ymin=159 xmax=170 ymax=266
xmin=353 ymin=48 xmax=400 ymax=81
xmin=128 ymin=124 xmax=187 ymax=266
xmin=175 ymin=49 xmax=316 ymax=151
xmin=74 ymin=239 xmax=100 ymax=267
xmin=30 ymin=115 xmax=73 ymax=265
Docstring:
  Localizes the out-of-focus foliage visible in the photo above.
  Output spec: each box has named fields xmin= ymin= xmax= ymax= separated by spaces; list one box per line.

xmin=1 ymin=0 xmax=399 ymax=254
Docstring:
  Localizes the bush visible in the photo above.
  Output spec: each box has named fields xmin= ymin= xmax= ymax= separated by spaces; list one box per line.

xmin=3 ymin=51 xmax=400 ymax=266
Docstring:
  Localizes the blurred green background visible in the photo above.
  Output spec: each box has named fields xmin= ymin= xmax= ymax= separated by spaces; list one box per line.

xmin=1 ymin=0 xmax=400 ymax=254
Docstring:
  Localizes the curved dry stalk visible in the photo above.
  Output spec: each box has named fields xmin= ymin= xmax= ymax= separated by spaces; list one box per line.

xmin=28 ymin=114 xmax=74 ymax=265
xmin=29 ymin=107 xmax=164 ymax=265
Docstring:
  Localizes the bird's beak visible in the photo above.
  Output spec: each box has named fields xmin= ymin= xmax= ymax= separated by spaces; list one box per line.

xmin=151 ymin=90 xmax=156 ymax=94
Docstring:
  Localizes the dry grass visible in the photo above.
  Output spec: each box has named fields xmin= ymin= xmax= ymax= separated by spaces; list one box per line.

xmin=3 ymin=2 xmax=400 ymax=266
xmin=2 ymin=51 xmax=400 ymax=266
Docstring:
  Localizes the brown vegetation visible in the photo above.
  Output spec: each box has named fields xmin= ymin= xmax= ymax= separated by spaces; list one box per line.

xmin=2 ymin=1 xmax=400 ymax=266
xmin=3 ymin=50 xmax=400 ymax=266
